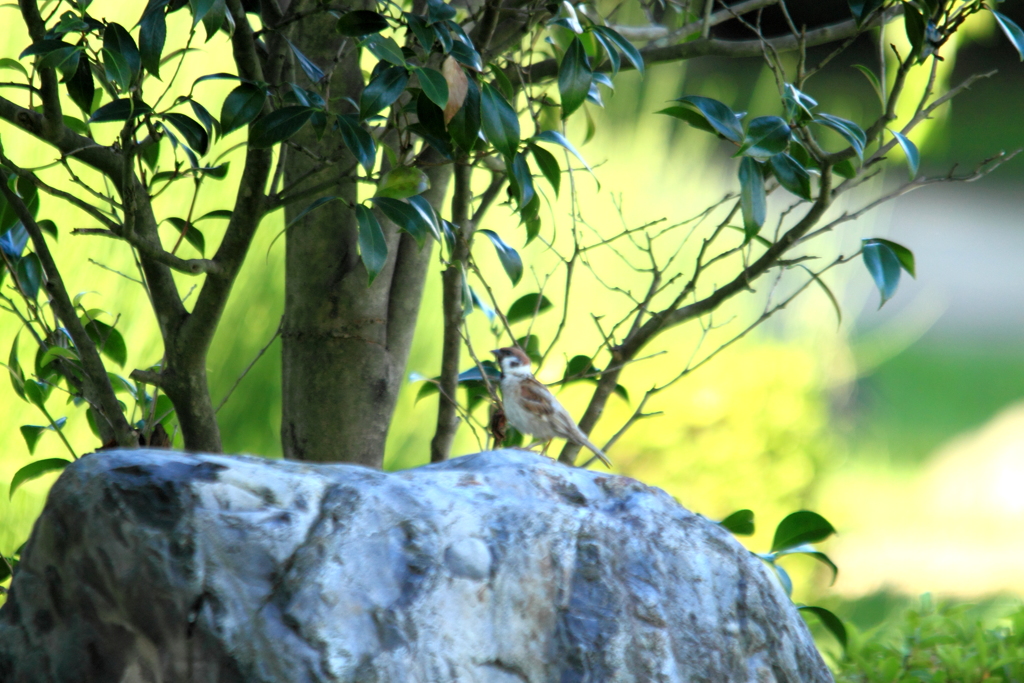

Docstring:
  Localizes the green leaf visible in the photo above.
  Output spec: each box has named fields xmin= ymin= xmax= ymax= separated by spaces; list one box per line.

xmin=153 ymin=394 xmax=175 ymax=427
xmin=337 ymin=10 xmax=390 ymax=36
xmin=591 ymin=30 xmax=621 ymax=76
xmin=532 ymin=129 xmax=594 ymax=178
xmin=903 ymin=4 xmax=926 ymax=59
xmin=414 ymin=66 xmax=448 ymax=109
xmin=0 ymin=58 xmax=28 ymax=80
xmin=15 ymin=253 xmax=42 ymax=299
xmin=558 ymin=37 xmax=592 ymax=119
xmin=562 ymin=354 xmax=597 ymax=381
xmin=427 ymin=0 xmax=457 ymax=24
xmin=508 ymin=152 xmax=534 ymax=208
xmin=530 ymin=143 xmax=560 ymax=196
xmin=39 ymin=345 xmax=79 ymax=368
xmin=771 ymin=510 xmax=836 ymax=552
xmin=288 ymin=40 xmax=326 ymax=85
xmin=8 ymin=332 xmax=25 ymax=401
xmin=220 ymin=83 xmax=266 ymax=134
xmin=782 ymin=83 xmax=817 ymax=122
xmin=22 ymin=379 xmax=47 ymax=409
xmin=37 ymin=219 xmax=57 ymax=239
xmin=506 ymin=293 xmax=552 ymax=324
xmin=139 ymin=5 xmax=167 ymax=78
xmin=888 ymin=129 xmax=919 ymax=179
xmin=355 ymin=205 xmax=388 ymax=285
xmin=673 ymin=95 xmax=743 ymax=143
xmin=737 ymin=116 xmax=791 ymax=159
xmin=65 ymin=58 xmax=95 ymax=114
xmin=774 ymin=563 xmax=793 ymax=596
xmin=372 ymin=197 xmax=434 ymax=247
xmin=862 ymin=238 xmax=903 ymax=307
xmin=88 ymin=98 xmax=152 ymax=123
xmin=376 ymin=166 xmax=430 ymax=199
xmin=360 ymin=66 xmax=409 ymax=120
xmin=479 ymin=229 xmax=522 ymax=285
xmin=412 ymin=91 xmax=454 ymax=160
xmin=798 ymin=605 xmax=848 ymax=649
xmin=591 ymin=26 xmax=644 ymax=77
xmin=515 ymin=334 xmax=541 ymax=364
xmin=363 ymin=34 xmax=406 ymax=67
xmin=449 ymin=40 xmax=483 ymax=72
xmin=0 ymin=177 xmax=38 ymax=233
xmin=719 ymin=509 xmax=755 ymax=536
xmin=84 ymin=319 xmax=128 ymax=367
xmin=852 ymin=64 xmax=884 ymax=106
xmin=20 ymin=40 xmax=72 ymax=59
xmin=738 ymin=157 xmax=766 ymax=240
xmin=813 ymin=114 xmax=866 ymax=158
xmin=38 ymin=45 xmax=81 ymax=78
xmin=406 ymin=195 xmax=442 ymax=243
xmin=768 ymin=153 xmax=811 ymax=201
xmin=776 ymin=544 xmax=839 ymax=585
xmin=336 ymin=114 xmax=377 ymax=173
xmin=103 ymin=23 xmax=141 ymax=89
xmin=405 ymin=13 xmax=435 ymax=52
xmin=489 ymin=63 xmax=514 ymax=101
xmin=480 ymin=82 xmax=520 ymax=158
xmin=249 ymin=106 xmax=313 ymax=148
xmin=872 ymin=238 xmax=914 ymax=278
xmin=657 ymin=105 xmax=718 ymax=135
xmin=164 ymin=217 xmax=205 ymax=255
xmin=189 ymin=0 xmax=217 ymax=28
xmin=161 ymin=112 xmax=209 ymax=155
xmin=20 ymin=425 xmax=46 ymax=455
xmin=191 ymin=72 xmax=242 ymax=87
xmin=449 ymin=76 xmax=481 ymax=153
xmin=848 ymin=0 xmax=883 ymax=26
xmin=993 ymin=11 xmax=1024 ymax=61
xmin=833 ymin=157 xmax=858 ymax=179
xmin=189 ymin=100 xmax=219 ymax=140
xmin=10 ymin=458 xmax=70 ymax=499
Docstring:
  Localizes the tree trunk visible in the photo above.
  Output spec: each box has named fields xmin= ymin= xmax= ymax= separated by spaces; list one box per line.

xmin=280 ymin=11 xmax=451 ymax=467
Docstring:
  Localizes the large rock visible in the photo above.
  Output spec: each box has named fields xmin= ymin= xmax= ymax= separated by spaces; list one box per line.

xmin=0 ymin=449 xmax=832 ymax=683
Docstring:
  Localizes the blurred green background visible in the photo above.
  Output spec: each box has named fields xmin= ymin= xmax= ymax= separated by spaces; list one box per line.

xmin=2 ymin=1 xmax=1023 ymax=655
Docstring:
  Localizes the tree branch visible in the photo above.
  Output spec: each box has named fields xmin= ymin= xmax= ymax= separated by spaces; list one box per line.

xmin=177 ymin=0 xmax=274 ymax=363
xmin=607 ymin=0 xmax=778 ymax=42
xmin=526 ymin=12 xmax=891 ymax=82
xmin=560 ymin=165 xmax=834 ymax=464
xmin=19 ymin=0 xmax=62 ymax=135
xmin=430 ymin=161 xmax=472 ymax=463
xmin=0 ymin=170 xmax=136 ymax=447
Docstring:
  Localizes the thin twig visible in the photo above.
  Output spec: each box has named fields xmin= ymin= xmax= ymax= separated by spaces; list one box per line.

xmin=215 ymin=317 xmax=283 ymax=413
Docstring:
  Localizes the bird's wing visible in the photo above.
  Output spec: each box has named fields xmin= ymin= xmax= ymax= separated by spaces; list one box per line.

xmin=516 ymin=378 xmax=556 ymax=417
xmin=548 ymin=398 xmax=614 ymax=468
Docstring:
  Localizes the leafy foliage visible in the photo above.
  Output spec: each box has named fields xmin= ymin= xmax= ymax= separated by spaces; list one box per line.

xmin=833 ymin=597 xmax=1024 ymax=683
xmin=720 ymin=509 xmax=846 ymax=650
xmin=0 ymin=0 xmax=1018 ymax=629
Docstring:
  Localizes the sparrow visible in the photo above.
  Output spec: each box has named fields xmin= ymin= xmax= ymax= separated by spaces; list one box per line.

xmin=491 ymin=347 xmax=612 ymax=468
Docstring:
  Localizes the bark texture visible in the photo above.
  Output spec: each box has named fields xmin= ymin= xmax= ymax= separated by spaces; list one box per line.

xmin=0 ymin=448 xmax=833 ymax=683
xmin=280 ymin=14 xmax=452 ymax=465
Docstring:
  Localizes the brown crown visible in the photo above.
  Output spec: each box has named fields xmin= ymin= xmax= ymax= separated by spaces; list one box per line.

xmin=491 ymin=346 xmax=531 ymax=365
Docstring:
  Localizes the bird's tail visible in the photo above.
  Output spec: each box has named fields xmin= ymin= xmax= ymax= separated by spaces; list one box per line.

xmin=579 ymin=437 xmax=612 ymax=468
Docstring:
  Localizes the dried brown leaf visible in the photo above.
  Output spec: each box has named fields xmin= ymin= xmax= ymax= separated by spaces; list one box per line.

xmin=443 ymin=56 xmax=468 ymax=125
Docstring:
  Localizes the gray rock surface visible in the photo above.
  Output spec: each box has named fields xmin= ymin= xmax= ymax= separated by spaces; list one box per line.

xmin=0 ymin=449 xmax=833 ymax=683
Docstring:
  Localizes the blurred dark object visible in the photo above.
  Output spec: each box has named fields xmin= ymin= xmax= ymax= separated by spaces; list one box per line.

xmin=488 ymin=402 xmax=507 ymax=447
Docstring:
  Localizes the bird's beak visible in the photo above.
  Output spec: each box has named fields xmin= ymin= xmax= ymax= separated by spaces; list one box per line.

xmin=490 ymin=349 xmax=501 ymax=358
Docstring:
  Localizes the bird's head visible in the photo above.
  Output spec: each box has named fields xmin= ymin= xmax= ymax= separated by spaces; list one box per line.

xmin=491 ymin=346 xmax=532 ymax=377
